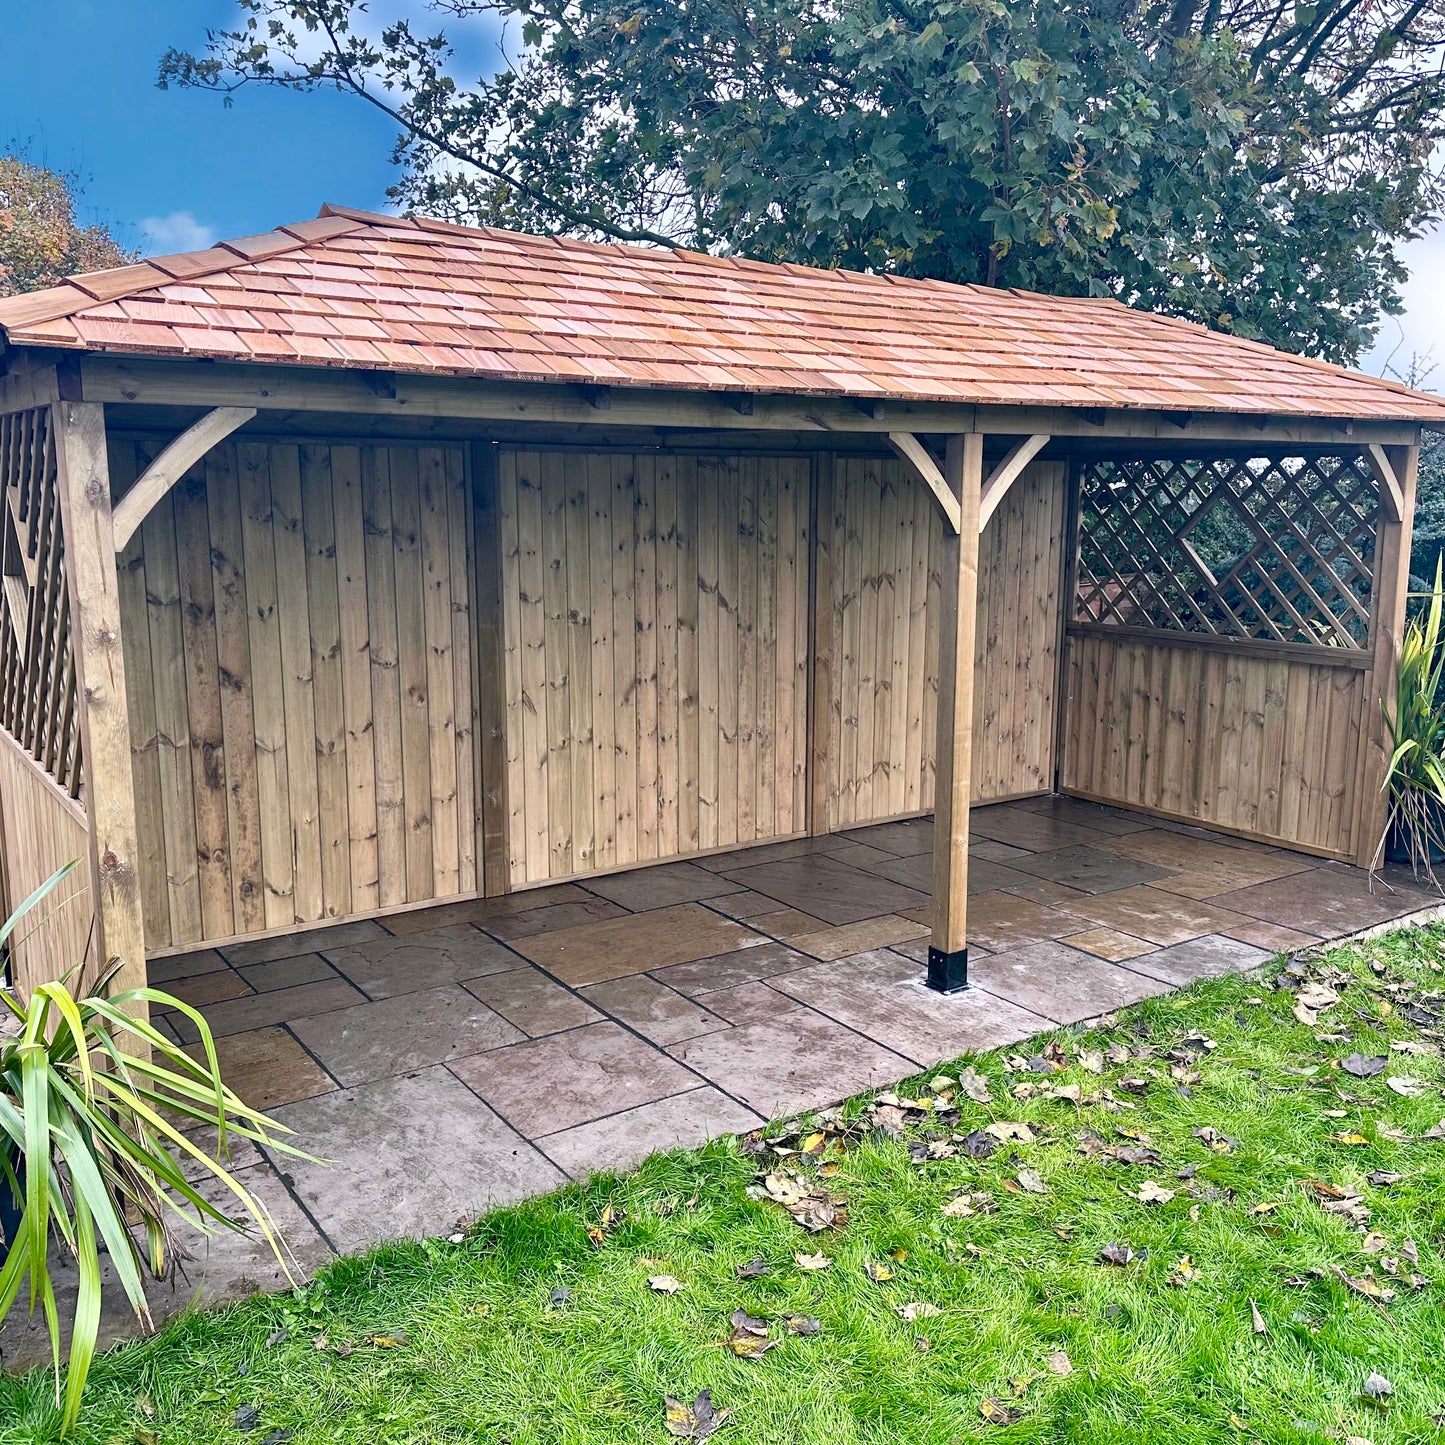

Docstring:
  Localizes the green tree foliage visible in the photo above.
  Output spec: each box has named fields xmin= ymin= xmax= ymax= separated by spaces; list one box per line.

xmin=0 ymin=156 xmax=135 ymax=298
xmin=162 ymin=0 xmax=1445 ymax=363
xmin=1410 ymin=429 xmax=1445 ymax=589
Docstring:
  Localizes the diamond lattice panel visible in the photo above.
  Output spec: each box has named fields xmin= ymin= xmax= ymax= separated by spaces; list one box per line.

xmin=1075 ymin=454 xmax=1378 ymax=647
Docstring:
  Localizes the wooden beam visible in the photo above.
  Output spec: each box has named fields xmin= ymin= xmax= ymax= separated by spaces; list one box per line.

xmin=111 ymin=405 xmax=255 ymax=550
xmin=0 ymin=363 xmax=59 ymax=418
xmin=887 ymin=432 xmax=961 ymax=533
xmin=979 ymin=433 xmax=1050 ymax=530
xmin=807 ymin=451 xmax=835 ymax=835
xmin=51 ymin=401 xmax=149 ymax=1017
xmin=928 ymin=432 xmax=983 ymax=992
xmin=471 ymin=441 xmax=510 ymax=896
xmin=79 ymin=356 xmax=1427 ymax=448
xmin=1367 ymin=443 xmax=1406 ymax=522
xmin=1354 ymin=442 xmax=1419 ymax=867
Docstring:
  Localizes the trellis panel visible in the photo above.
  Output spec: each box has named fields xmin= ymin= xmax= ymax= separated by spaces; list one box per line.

xmin=824 ymin=456 xmax=1067 ymax=829
xmin=1076 ymin=454 xmax=1377 ymax=647
xmin=0 ymin=407 xmax=81 ymax=795
xmin=117 ymin=437 xmax=478 ymax=951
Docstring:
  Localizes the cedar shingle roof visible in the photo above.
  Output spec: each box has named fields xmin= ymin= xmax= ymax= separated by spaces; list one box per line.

xmin=1 ymin=203 xmax=1441 ymax=422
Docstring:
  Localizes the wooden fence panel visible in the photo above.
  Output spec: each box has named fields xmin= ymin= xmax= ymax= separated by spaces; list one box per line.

xmin=116 ymin=437 xmax=477 ymax=951
xmin=0 ymin=729 xmax=94 ymax=995
xmin=497 ymin=449 xmax=811 ymax=886
xmin=824 ymin=456 xmax=1067 ymax=829
xmin=1061 ymin=627 xmax=1366 ymax=857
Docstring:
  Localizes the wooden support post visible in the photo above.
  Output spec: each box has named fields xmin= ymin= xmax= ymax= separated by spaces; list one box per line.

xmin=1354 ymin=442 xmax=1419 ymax=868
xmin=807 ymin=452 xmax=835 ymax=836
xmin=52 ymin=401 xmax=149 ymax=1012
xmin=928 ymin=432 xmax=983 ymax=992
xmin=471 ymin=441 xmax=511 ymax=896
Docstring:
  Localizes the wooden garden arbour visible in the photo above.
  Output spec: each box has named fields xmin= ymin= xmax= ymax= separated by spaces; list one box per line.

xmin=0 ymin=214 xmax=1436 ymax=1013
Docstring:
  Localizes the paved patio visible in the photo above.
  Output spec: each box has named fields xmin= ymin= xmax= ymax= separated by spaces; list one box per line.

xmin=4 ymin=795 xmax=1441 ymax=1369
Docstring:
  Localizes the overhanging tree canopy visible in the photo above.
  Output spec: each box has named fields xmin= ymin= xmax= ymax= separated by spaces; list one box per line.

xmin=163 ymin=0 xmax=1445 ymax=364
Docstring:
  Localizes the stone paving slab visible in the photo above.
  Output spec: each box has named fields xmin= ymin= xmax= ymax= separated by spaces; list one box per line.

xmin=649 ymin=942 xmax=817 ymax=996
xmin=184 ymin=1026 xmax=336 ymax=1112
xmin=581 ymin=861 xmax=745 ymax=912
xmin=323 ymin=926 xmax=520 ymax=998
xmin=291 ymin=985 xmax=525 ymax=1088
xmin=579 ymin=975 xmax=732 ymax=1046
xmin=511 ymin=904 xmax=766 ymax=986
xmin=265 ymin=1067 xmax=564 ymax=1252
xmin=1123 ymin=934 xmax=1274 ymax=986
xmin=667 ymin=1006 xmax=915 ymax=1117
xmin=464 ymin=966 xmax=605 ymax=1037
xmin=769 ymin=950 xmax=1050 ymax=1066
xmin=718 ymin=854 xmax=931 ymax=925
xmin=968 ymin=939 xmax=1175 ymax=1023
xmin=448 ymin=1022 xmax=700 ymax=1137
xmin=536 ymin=1087 xmax=763 ymax=1180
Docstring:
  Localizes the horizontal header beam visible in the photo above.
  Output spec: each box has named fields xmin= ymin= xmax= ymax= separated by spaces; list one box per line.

xmin=75 ymin=355 xmax=1424 ymax=450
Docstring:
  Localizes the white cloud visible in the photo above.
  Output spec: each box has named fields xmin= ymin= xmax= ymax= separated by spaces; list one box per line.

xmin=138 ymin=210 xmax=217 ymax=255
xmin=1363 ymin=225 xmax=1445 ymax=389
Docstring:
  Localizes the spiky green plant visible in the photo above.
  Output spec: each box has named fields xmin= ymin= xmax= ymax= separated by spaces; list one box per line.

xmin=0 ymin=862 xmax=311 ymax=1434
xmin=1376 ymin=555 xmax=1445 ymax=885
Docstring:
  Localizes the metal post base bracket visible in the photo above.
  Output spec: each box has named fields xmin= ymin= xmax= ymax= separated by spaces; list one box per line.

xmin=926 ymin=946 xmax=969 ymax=994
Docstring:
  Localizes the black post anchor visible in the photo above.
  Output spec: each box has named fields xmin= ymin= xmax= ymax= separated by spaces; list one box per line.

xmin=926 ymin=945 xmax=968 ymax=994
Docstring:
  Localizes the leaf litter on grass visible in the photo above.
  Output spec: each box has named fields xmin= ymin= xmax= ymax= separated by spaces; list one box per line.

xmin=19 ymin=925 xmax=1445 ymax=1444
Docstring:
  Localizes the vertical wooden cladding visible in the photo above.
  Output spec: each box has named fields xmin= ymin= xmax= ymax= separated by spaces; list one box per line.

xmin=824 ymin=456 xmax=1067 ymax=829
xmin=115 ymin=437 xmax=477 ymax=952
xmin=497 ymin=449 xmax=810 ymax=886
xmin=1061 ymin=629 xmax=1365 ymax=857
xmin=0 ymin=731 xmax=94 ymax=995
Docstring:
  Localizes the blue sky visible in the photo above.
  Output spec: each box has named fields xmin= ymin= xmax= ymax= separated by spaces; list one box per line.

xmin=2 ymin=0 xmax=1438 ymax=381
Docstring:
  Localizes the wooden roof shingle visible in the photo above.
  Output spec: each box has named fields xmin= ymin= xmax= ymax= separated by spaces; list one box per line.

xmin=1 ymin=204 xmax=1441 ymax=422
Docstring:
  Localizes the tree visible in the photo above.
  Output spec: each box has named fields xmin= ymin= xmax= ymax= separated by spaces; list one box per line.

xmin=163 ymin=0 xmax=1444 ymax=364
xmin=0 ymin=156 xmax=136 ymax=298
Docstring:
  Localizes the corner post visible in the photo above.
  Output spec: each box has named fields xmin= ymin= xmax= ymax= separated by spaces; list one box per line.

xmin=52 ymin=401 xmax=148 ymax=1010
xmin=928 ymin=432 xmax=983 ymax=991
xmin=1354 ymin=442 xmax=1419 ymax=867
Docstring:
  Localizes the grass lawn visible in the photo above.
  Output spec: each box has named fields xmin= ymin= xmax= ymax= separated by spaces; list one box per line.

xmin=5 ymin=926 xmax=1445 ymax=1444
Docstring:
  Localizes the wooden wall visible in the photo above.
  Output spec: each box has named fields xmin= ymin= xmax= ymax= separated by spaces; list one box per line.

xmin=1061 ymin=627 xmax=1366 ymax=857
xmin=0 ymin=728 xmax=95 ymax=995
xmin=98 ymin=433 xmax=1103 ymax=950
xmin=115 ymin=438 xmax=477 ymax=952
xmin=821 ymin=456 xmax=1067 ymax=830
xmin=494 ymin=450 xmax=811 ymax=886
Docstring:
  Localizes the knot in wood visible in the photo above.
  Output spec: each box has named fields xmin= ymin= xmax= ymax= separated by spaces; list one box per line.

xmin=99 ymin=850 xmax=135 ymax=887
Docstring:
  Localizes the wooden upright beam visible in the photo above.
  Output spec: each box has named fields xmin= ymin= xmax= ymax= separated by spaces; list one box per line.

xmin=1354 ymin=442 xmax=1419 ymax=867
xmin=51 ymin=401 xmax=149 ymax=1011
xmin=110 ymin=405 xmax=255 ymax=550
xmin=471 ymin=441 xmax=510 ymax=896
xmin=928 ymin=432 xmax=983 ymax=992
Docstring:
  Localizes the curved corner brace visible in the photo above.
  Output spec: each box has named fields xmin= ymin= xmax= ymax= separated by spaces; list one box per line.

xmin=111 ymin=406 xmax=257 ymax=551
xmin=1366 ymin=444 xmax=1405 ymax=523
xmin=979 ymin=434 xmax=1050 ymax=530
xmin=887 ymin=431 xmax=961 ymax=533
